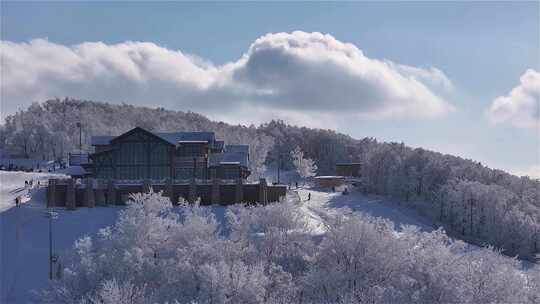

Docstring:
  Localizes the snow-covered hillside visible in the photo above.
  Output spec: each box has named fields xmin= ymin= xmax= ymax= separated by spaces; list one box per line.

xmin=294 ymin=186 xmax=435 ymax=234
xmin=1 ymin=172 xmax=121 ymax=303
xmin=1 ymin=172 xmax=537 ymax=303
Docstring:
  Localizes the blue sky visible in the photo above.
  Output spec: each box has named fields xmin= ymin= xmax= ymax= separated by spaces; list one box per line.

xmin=1 ymin=1 xmax=539 ymax=176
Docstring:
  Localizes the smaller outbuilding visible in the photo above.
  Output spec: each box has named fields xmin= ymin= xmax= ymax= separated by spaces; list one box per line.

xmin=314 ymin=176 xmax=345 ymax=188
xmin=336 ymin=162 xmax=361 ymax=177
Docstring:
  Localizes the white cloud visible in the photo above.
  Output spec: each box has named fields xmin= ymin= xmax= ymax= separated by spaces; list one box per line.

xmin=510 ymin=164 xmax=540 ymax=179
xmin=1 ymin=31 xmax=454 ymax=125
xmin=486 ymin=69 xmax=540 ymax=129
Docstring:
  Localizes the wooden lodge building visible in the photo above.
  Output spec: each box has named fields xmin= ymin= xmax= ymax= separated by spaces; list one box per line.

xmin=89 ymin=127 xmax=250 ymax=181
xmin=47 ymin=128 xmax=287 ymax=208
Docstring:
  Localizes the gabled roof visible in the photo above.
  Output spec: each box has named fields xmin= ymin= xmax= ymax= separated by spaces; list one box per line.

xmin=226 ymin=145 xmax=249 ymax=154
xmin=109 ymin=127 xmax=173 ymax=146
xmin=90 ymin=136 xmax=115 ymax=146
xmin=209 ymin=152 xmax=249 ymax=168
xmin=155 ymin=131 xmax=215 ymax=145
xmin=91 ymin=128 xmax=216 ymax=146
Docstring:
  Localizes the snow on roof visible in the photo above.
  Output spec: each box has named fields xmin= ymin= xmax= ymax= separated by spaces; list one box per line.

xmin=226 ymin=144 xmax=249 ymax=154
xmin=90 ymin=136 xmax=115 ymax=146
xmin=314 ymin=176 xmax=345 ymax=179
xmin=69 ymin=153 xmax=90 ymax=165
xmin=155 ymin=131 xmax=215 ymax=145
xmin=91 ymin=131 xmax=217 ymax=146
xmin=177 ymin=140 xmax=209 ymax=144
xmin=64 ymin=165 xmax=88 ymax=176
xmin=209 ymin=152 xmax=248 ymax=167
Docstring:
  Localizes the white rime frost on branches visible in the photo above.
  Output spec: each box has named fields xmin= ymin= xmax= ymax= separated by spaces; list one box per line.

xmin=42 ymin=191 xmax=539 ymax=304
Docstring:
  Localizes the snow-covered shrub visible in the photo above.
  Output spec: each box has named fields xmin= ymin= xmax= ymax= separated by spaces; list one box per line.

xmin=301 ymin=214 xmax=404 ymax=303
xmin=79 ymin=279 xmax=147 ymax=304
xmin=44 ymin=191 xmax=534 ymax=304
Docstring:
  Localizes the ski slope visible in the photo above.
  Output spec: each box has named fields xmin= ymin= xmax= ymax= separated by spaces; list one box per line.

xmin=294 ymin=186 xmax=435 ymax=234
xmin=0 ymin=171 xmax=230 ymax=303
xmin=0 ymin=171 xmax=122 ymax=303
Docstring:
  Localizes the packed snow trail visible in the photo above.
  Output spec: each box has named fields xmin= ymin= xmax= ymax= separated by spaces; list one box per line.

xmin=295 ymin=186 xmax=435 ymax=234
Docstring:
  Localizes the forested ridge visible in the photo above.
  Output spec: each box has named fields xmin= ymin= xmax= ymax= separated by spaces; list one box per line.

xmin=1 ymin=98 xmax=539 ymax=259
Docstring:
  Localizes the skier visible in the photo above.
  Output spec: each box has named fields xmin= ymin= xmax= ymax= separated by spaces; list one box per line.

xmin=15 ymin=196 xmax=20 ymax=208
xmin=307 ymin=192 xmax=311 ymax=201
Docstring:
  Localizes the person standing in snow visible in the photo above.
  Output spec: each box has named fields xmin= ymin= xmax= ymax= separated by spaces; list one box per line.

xmin=15 ymin=196 xmax=20 ymax=208
xmin=307 ymin=192 xmax=311 ymax=201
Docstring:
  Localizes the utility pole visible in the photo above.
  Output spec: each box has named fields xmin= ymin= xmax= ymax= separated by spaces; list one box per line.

xmin=76 ymin=122 xmax=82 ymax=152
xmin=277 ymin=154 xmax=281 ymax=184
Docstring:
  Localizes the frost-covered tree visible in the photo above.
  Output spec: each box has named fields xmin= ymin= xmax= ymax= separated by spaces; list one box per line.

xmin=290 ymin=146 xmax=317 ymax=182
xmin=42 ymin=191 xmax=537 ymax=304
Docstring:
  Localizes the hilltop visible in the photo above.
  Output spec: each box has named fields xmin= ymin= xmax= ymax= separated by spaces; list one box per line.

xmin=1 ymin=99 xmax=539 ymax=260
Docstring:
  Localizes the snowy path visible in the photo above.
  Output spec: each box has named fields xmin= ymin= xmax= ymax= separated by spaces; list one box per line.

xmin=0 ymin=172 xmax=59 ymax=212
xmin=295 ymin=187 xmax=435 ymax=234
xmin=293 ymin=186 xmax=537 ymax=275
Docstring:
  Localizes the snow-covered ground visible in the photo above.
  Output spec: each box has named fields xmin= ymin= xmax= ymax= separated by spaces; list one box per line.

xmin=0 ymin=171 xmax=230 ymax=303
xmin=293 ymin=185 xmax=537 ymax=272
xmin=0 ymin=172 xmax=535 ymax=303
xmin=0 ymin=171 xmax=121 ymax=303
xmin=0 ymin=171 xmax=65 ymax=212
xmin=294 ymin=186 xmax=435 ymax=234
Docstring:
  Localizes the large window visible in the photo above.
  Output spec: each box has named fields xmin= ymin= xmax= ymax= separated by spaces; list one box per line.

xmin=117 ymin=142 xmax=146 ymax=165
xmin=112 ymin=135 xmax=173 ymax=180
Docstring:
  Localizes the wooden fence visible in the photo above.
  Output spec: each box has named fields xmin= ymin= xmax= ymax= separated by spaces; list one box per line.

xmin=46 ymin=178 xmax=286 ymax=209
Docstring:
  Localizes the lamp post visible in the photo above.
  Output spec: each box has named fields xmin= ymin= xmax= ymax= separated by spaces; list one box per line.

xmin=44 ymin=209 xmax=59 ymax=280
